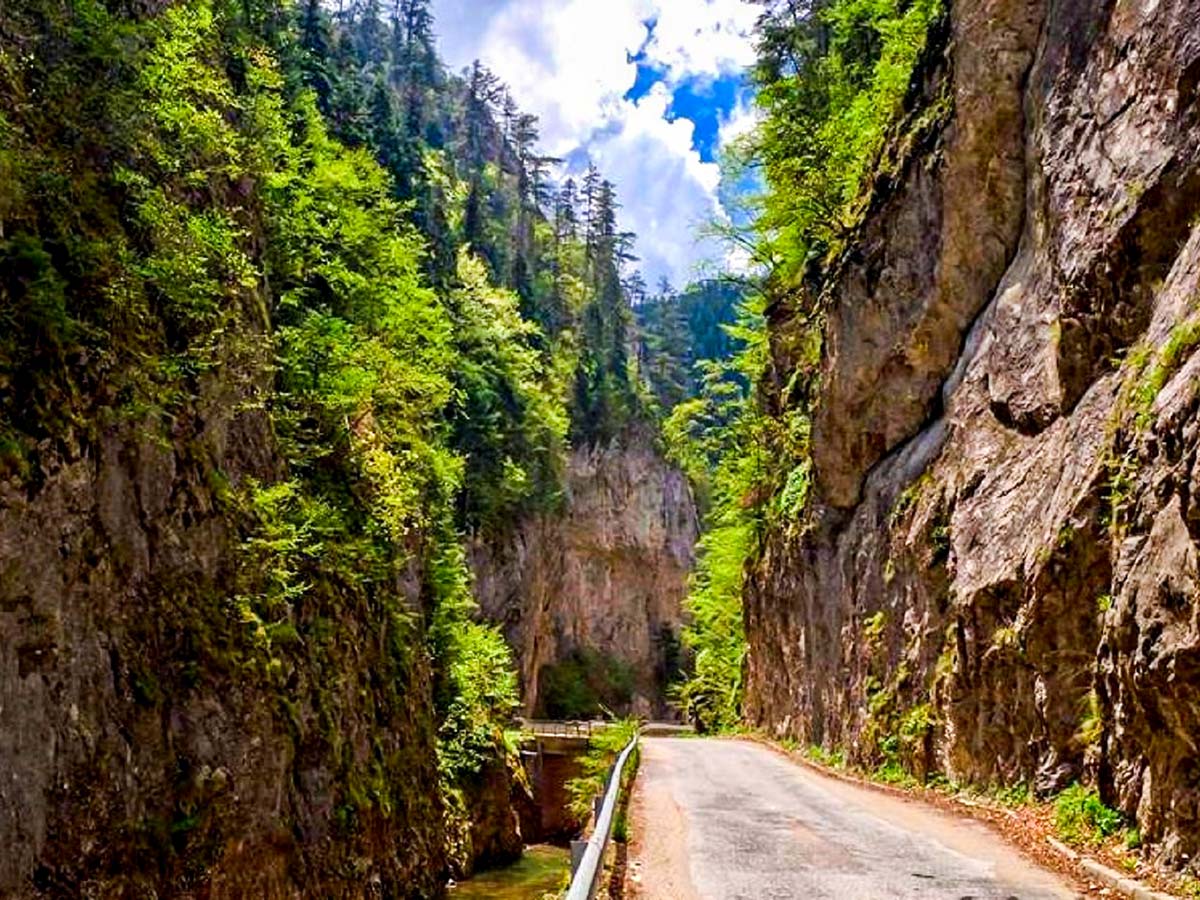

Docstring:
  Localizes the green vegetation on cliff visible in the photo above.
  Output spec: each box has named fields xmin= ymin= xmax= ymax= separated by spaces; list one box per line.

xmin=671 ymin=0 xmax=945 ymax=733
xmin=666 ymin=296 xmax=765 ymax=733
xmin=0 ymin=0 xmax=685 ymax=889
xmin=749 ymin=0 xmax=943 ymax=281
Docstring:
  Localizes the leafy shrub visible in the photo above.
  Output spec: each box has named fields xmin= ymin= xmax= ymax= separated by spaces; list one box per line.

xmin=872 ymin=734 xmax=917 ymax=787
xmin=1055 ymin=784 xmax=1123 ymax=846
xmin=566 ymin=719 xmax=639 ymax=820
xmin=428 ymin=539 xmax=520 ymax=783
xmin=672 ymin=520 xmax=751 ymax=732
xmin=437 ymin=619 xmax=520 ymax=781
xmin=992 ymin=781 xmax=1032 ymax=808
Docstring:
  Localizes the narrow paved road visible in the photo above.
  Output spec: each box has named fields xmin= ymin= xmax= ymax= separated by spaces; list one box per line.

xmin=627 ymin=738 xmax=1077 ymax=900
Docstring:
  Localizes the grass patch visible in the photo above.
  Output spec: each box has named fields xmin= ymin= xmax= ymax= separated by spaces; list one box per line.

xmin=1133 ymin=316 xmax=1200 ymax=431
xmin=612 ymin=729 xmax=642 ymax=845
xmin=807 ymin=744 xmax=847 ymax=769
xmin=991 ymin=781 xmax=1032 ymax=808
xmin=873 ymin=756 xmax=918 ymax=787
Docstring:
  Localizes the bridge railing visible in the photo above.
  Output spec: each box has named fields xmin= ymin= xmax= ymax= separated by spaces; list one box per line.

xmin=517 ymin=718 xmax=608 ymax=739
xmin=564 ymin=732 xmax=639 ymax=900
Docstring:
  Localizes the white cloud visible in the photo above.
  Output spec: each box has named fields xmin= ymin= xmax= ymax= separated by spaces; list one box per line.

xmin=586 ymin=83 xmax=724 ymax=286
xmin=644 ymin=0 xmax=759 ymax=82
xmin=717 ymin=94 xmax=760 ymax=150
xmin=471 ymin=0 xmax=651 ymax=155
xmin=430 ymin=0 xmax=758 ymax=286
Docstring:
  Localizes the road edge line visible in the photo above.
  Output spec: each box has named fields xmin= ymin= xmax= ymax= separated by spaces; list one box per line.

xmin=738 ymin=734 xmax=1189 ymax=900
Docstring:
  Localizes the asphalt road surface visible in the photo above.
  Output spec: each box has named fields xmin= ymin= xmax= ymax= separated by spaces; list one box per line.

xmin=626 ymin=738 xmax=1077 ymax=900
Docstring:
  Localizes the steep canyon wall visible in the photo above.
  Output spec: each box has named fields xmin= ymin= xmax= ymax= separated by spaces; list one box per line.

xmin=747 ymin=0 xmax=1200 ymax=865
xmin=0 ymin=380 xmax=446 ymax=897
xmin=471 ymin=441 xmax=699 ymax=719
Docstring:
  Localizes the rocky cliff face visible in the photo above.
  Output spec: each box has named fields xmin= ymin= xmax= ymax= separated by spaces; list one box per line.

xmin=470 ymin=441 xmax=698 ymax=718
xmin=0 ymin=374 xmax=446 ymax=897
xmin=445 ymin=757 xmax=526 ymax=879
xmin=747 ymin=0 xmax=1200 ymax=866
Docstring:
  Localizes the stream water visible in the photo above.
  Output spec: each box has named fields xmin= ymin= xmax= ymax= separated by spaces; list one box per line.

xmin=449 ymin=845 xmax=571 ymax=899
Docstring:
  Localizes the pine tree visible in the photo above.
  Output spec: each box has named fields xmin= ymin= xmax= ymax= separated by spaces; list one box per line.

xmin=298 ymin=0 xmax=336 ymax=113
xmin=351 ymin=0 xmax=387 ymax=68
xmin=328 ymin=21 xmax=369 ymax=143
xmin=393 ymin=0 xmax=437 ymax=92
xmin=555 ymin=180 xmax=579 ymax=244
xmin=368 ymin=74 xmax=402 ymax=171
xmin=462 ymin=62 xmax=504 ymax=254
xmin=581 ymin=164 xmax=603 ymax=265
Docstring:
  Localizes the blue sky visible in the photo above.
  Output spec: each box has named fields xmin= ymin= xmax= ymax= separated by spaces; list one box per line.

xmin=626 ymin=20 xmax=749 ymax=164
xmin=627 ymin=63 xmax=749 ymax=165
xmin=430 ymin=0 xmax=759 ymax=288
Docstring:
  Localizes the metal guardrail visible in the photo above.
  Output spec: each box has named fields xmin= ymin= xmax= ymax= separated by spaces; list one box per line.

xmin=565 ymin=733 xmax=639 ymax=900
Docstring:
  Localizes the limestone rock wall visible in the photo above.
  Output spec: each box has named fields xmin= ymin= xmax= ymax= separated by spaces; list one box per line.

xmin=470 ymin=441 xmax=699 ymax=718
xmin=746 ymin=0 xmax=1200 ymax=865
xmin=0 ymin=373 xmax=446 ymax=897
xmin=446 ymin=757 xmax=526 ymax=879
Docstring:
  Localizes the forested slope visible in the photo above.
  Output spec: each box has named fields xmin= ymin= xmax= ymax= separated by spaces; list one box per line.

xmin=0 ymin=0 xmax=713 ymax=894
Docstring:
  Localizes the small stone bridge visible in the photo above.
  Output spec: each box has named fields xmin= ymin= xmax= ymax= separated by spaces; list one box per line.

xmin=518 ymin=718 xmax=606 ymax=752
xmin=514 ymin=719 xmax=691 ymax=845
xmin=514 ymin=720 xmax=602 ymax=842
